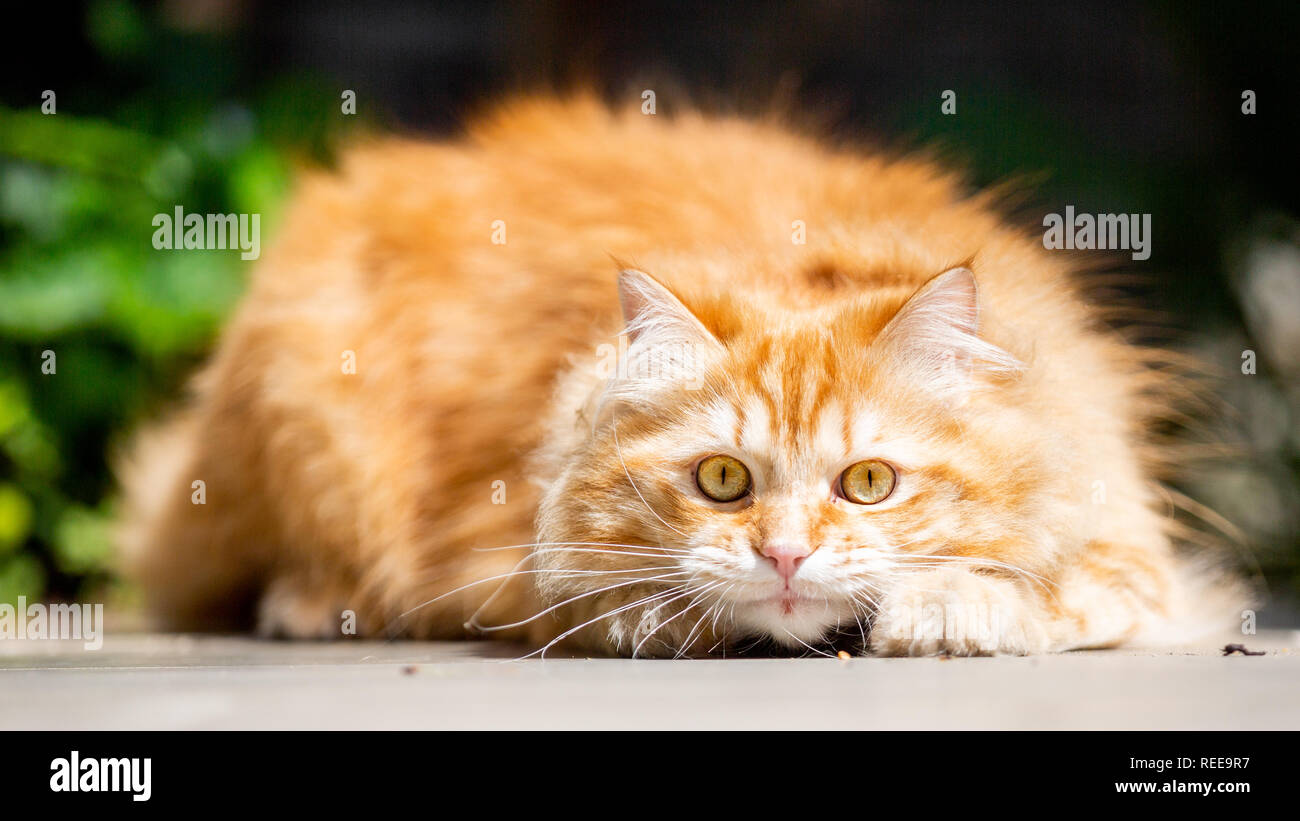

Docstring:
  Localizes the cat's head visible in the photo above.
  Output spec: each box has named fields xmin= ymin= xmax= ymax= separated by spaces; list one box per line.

xmin=534 ymin=264 xmax=1050 ymax=657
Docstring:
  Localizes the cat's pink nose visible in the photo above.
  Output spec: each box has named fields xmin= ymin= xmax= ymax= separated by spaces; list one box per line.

xmin=759 ymin=543 xmax=812 ymax=581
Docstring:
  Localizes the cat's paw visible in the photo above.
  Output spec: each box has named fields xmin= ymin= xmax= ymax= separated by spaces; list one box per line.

xmin=869 ymin=567 xmax=1049 ymax=657
xmin=256 ymin=576 xmax=357 ymax=639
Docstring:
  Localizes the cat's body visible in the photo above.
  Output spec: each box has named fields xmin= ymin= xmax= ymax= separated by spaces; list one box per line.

xmin=120 ymin=95 xmax=1236 ymax=656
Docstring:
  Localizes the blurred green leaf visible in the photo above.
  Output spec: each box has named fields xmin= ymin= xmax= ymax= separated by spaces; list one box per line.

xmin=0 ymin=554 xmax=45 ymax=606
xmin=0 ymin=485 xmax=34 ymax=554
xmin=0 ymin=109 xmax=192 ymax=196
xmin=53 ymin=504 xmax=114 ymax=574
xmin=3 ymin=422 xmax=62 ymax=480
xmin=228 ymin=144 xmax=291 ymax=220
xmin=0 ymin=379 xmax=30 ymax=438
xmin=0 ymin=250 xmax=112 ymax=336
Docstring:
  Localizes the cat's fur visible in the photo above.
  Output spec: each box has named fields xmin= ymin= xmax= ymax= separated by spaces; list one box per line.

xmin=118 ymin=95 xmax=1240 ymax=656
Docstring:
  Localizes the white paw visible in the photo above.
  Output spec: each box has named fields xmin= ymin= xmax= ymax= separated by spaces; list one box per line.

xmin=256 ymin=578 xmax=351 ymax=639
xmin=869 ymin=567 xmax=1049 ymax=656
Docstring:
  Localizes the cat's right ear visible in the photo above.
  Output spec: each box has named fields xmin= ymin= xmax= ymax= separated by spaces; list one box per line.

xmin=617 ymin=269 xmax=719 ymax=350
xmin=874 ymin=266 xmax=1023 ymax=397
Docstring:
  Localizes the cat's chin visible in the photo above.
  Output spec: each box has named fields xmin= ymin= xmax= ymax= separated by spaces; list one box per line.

xmin=729 ymin=593 xmax=844 ymax=649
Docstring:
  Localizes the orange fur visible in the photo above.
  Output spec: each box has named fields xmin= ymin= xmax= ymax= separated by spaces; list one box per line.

xmin=117 ymin=94 xmax=1242 ymax=656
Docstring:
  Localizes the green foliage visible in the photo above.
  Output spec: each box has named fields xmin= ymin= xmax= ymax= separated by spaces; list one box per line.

xmin=0 ymin=1 xmax=356 ymax=605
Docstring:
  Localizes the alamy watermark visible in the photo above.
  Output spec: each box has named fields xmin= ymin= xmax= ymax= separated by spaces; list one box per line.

xmin=0 ymin=596 xmax=104 ymax=650
xmin=152 ymin=206 xmax=260 ymax=260
xmin=880 ymin=600 xmax=1010 ymax=647
xmin=50 ymin=751 xmax=151 ymax=802
xmin=1043 ymin=205 xmax=1151 ymax=261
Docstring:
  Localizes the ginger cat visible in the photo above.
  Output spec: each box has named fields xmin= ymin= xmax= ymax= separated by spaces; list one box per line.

xmin=119 ymin=95 xmax=1239 ymax=657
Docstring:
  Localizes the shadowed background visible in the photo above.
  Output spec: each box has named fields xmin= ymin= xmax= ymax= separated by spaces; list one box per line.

xmin=1 ymin=0 xmax=1297 ymax=624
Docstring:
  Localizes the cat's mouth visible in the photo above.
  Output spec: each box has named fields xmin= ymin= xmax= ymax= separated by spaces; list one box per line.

xmin=769 ymin=592 xmax=810 ymax=615
xmin=723 ymin=584 xmax=864 ymax=650
xmin=744 ymin=590 xmax=821 ymax=615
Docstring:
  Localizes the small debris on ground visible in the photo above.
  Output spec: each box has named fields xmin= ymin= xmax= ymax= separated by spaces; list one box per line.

xmin=401 ymin=665 xmax=419 ymax=675
xmin=1221 ymin=644 xmax=1265 ymax=657
xmin=836 ymin=650 xmax=851 ymax=660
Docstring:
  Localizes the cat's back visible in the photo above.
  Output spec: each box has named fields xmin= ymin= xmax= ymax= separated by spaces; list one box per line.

xmin=260 ymin=95 xmax=996 ymax=303
xmin=254 ymin=94 xmax=1086 ymax=362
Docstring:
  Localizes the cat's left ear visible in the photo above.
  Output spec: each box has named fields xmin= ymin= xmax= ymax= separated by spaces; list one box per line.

xmin=617 ymin=268 xmax=722 ymax=352
xmin=875 ymin=266 xmax=1022 ymax=396
xmin=604 ymin=269 xmax=723 ymax=401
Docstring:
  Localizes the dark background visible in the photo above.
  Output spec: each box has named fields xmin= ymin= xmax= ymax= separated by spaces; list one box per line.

xmin=1 ymin=0 xmax=1297 ymax=621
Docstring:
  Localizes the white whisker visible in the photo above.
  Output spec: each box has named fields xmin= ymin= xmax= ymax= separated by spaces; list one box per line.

xmin=474 ymin=571 xmax=689 ymax=633
xmin=782 ymin=628 xmax=836 ymax=658
xmin=519 ymin=586 xmax=689 ymax=661
xmin=632 ymin=582 xmax=721 ymax=658
xmin=472 ymin=540 xmax=691 ymax=555
xmin=394 ymin=562 xmax=681 ymax=627
xmin=673 ymin=584 xmax=730 ymax=658
xmin=680 ymin=598 xmax=726 ymax=658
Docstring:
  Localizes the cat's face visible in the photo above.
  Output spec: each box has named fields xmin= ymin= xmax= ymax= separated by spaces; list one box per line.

xmin=535 ymin=266 xmax=1045 ymax=657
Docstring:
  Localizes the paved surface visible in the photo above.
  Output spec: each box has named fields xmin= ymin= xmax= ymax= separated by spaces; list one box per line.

xmin=1 ymin=631 xmax=1297 ymax=730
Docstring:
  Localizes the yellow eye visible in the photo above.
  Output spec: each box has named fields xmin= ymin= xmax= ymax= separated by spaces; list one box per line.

xmin=839 ymin=460 xmax=896 ymax=505
xmin=696 ymin=455 xmax=751 ymax=503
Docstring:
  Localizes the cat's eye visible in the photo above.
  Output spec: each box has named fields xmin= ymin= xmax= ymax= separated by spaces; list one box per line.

xmin=696 ymin=455 xmax=751 ymax=503
xmin=839 ymin=460 xmax=896 ymax=505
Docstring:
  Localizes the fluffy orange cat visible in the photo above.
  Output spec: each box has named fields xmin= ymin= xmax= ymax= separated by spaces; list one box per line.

xmin=118 ymin=95 xmax=1239 ymax=657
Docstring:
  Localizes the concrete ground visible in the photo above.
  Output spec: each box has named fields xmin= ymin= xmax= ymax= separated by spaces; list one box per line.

xmin=1 ymin=630 xmax=1297 ymax=730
